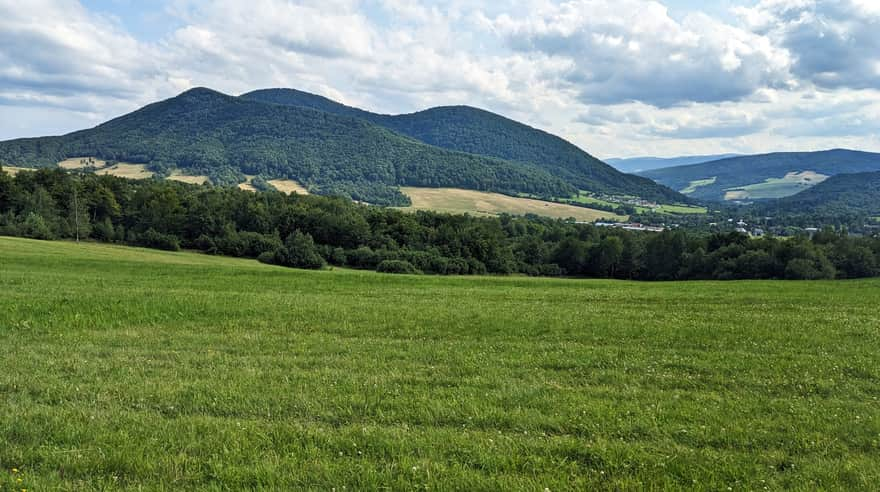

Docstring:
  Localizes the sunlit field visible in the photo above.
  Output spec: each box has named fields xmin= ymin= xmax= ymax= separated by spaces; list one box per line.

xmin=1 ymin=237 xmax=878 ymax=490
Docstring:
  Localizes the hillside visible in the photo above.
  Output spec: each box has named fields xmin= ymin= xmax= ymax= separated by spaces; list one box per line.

xmin=765 ymin=170 xmax=880 ymax=216
xmin=3 ymin=236 xmax=880 ymax=489
xmin=641 ymin=149 xmax=880 ymax=201
xmin=607 ymin=154 xmax=740 ymax=173
xmin=242 ymin=89 xmax=686 ymax=203
xmin=0 ymin=88 xmax=576 ymax=206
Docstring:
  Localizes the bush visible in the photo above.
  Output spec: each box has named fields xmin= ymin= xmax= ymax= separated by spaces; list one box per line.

xmin=376 ymin=260 xmax=421 ymax=274
xmin=138 ymin=228 xmax=180 ymax=251
xmin=92 ymin=218 xmax=116 ymax=242
xmin=785 ymin=257 xmax=835 ymax=280
xmin=266 ymin=231 xmax=325 ymax=269
xmin=20 ymin=213 xmax=53 ymax=240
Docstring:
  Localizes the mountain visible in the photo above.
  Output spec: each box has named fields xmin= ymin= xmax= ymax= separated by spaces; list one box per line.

xmin=764 ymin=171 xmax=880 ymax=217
xmin=640 ymin=149 xmax=880 ymax=202
xmin=241 ymin=88 xmax=686 ymax=203
xmin=606 ymin=154 xmax=740 ymax=173
xmin=0 ymin=88 xmax=579 ymax=205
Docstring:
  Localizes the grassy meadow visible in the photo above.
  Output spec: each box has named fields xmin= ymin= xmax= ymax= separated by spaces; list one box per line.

xmin=1 ymin=237 xmax=879 ymax=490
xmin=400 ymin=187 xmax=624 ymax=222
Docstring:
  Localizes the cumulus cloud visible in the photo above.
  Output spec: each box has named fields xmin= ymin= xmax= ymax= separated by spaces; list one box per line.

xmin=484 ymin=0 xmax=792 ymax=107
xmin=2 ymin=0 xmax=880 ymax=157
xmin=736 ymin=0 xmax=880 ymax=90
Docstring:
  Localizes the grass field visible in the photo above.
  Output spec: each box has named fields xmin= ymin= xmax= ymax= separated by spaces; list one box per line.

xmin=95 ymin=163 xmax=154 ymax=180
xmin=565 ymin=192 xmax=706 ymax=215
xmin=167 ymin=171 xmax=210 ymax=185
xmin=58 ymin=158 xmax=109 ymax=170
xmin=401 ymin=187 xmax=625 ymax=222
xmin=0 ymin=166 xmax=34 ymax=176
xmin=267 ymin=179 xmax=309 ymax=195
xmin=680 ymin=177 xmax=716 ymax=195
xmin=1 ymin=238 xmax=879 ymax=489
xmin=724 ymin=171 xmax=829 ymax=201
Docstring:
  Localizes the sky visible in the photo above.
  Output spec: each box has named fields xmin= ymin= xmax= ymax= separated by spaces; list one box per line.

xmin=2 ymin=0 xmax=880 ymax=159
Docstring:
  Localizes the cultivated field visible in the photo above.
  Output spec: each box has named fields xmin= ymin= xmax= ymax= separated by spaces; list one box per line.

xmin=95 ymin=163 xmax=154 ymax=180
xmin=0 ymin=166 xmax=34 ymax=176
xmin=724 ymin=171 xmax=829 ymax=201
xmin=1 ymin=239 xmax=879 ymax=490
xmin=267 ymin=178 xmax=309 ymax=195
xmin=401 ymin=187 xmax=625 ymax=221
xmin=167 ymin=171 xmax=210 ymax=185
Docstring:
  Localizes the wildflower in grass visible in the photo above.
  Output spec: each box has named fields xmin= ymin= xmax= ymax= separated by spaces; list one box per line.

xmin=11 ymin=468 xmax=19 ymax=473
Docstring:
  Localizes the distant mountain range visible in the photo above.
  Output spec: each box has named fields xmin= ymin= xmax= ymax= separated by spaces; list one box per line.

xmin=0 ymin=87 xmax=685 ymax=206
xmin=606 ymin=154 xmax=740 ymax=173
xmin=640 ymin=149 xmax=880 ymax=202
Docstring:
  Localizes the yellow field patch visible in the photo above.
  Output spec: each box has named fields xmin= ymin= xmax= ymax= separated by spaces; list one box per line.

xmin=237 ymin=175 xmax=257 ymax=192
xmin=167 ymin=171 xmax=209 ymax=185
xmin=399 ymin=187 xmax=626 ymax=222
xmin=1 ymin=166 xmax=36 ymax=176
xmin=58 ymin=157 xmax=108 ymax=170
xmin=96 ymin=163 xmax=154 ymax=179
xmin=268 ymin=179 xmax=309 ymax=195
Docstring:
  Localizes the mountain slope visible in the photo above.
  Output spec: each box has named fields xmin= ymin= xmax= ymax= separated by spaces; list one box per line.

xmin=241 ymin=88 xmax=686 ymax=203
xmin=607 ymin=154 xmax=740 ymax=173
xmin=765 ymin=171 xmax=880 ymax=216
xmin=0 ymin=88 xmax=577 ymax=205
xmin=641 ymin=149 xmax=880 ymax=201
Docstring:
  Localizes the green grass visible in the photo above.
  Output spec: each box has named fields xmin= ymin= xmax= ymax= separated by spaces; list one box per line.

xmin=724 ymin=171 xmax=830 ymax=201
xmin=2 ymin=237 xmax=879 ymax=490
xmin=680 ymin=177 xmax=716 ymax=195
xmin=566 ymin=192 xmax=706 ymax=215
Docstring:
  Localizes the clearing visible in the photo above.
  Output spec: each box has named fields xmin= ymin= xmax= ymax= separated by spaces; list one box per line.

xmin=400 ymin=187 xmax=625 ymax=221
xmin=0 ymin=166 xmax=35 ymax=176
xmin=57 ymin=157 xmax=109 ymax=170
xmin=0 ymin=237 xmax=877 ymax=489
xmin=167 ymin=170 xmax=210 ymax=185
xmin=680 ymin=177 xmax=717 ymax=195
xmin=724 ymin=171 xmax=829 ymax=201
xmin=95 ymin=163 xmax=154 ymax=180
xmin=267 ymin=178 xmax=309 ymax=195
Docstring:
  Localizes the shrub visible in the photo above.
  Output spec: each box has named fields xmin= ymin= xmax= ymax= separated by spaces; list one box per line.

xmin=265 ymin=231 xmax=325 ymax=269
xmin=92 ymin=218 xmax=116 ymax=242
xmin=138 ymin=228 xmax=180 ymax=251
xmin=376 ymin=260 xmax=421 ymax=274
xmin=20 ymin=213 xmax=53 ymax=240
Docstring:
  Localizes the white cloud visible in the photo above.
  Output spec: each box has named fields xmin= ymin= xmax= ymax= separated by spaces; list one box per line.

xmin=1 ymin=0 xmax=880 ymax=158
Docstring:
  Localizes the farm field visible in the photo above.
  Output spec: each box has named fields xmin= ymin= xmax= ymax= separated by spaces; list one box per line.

xmin=680 ymin=177 xmax=716 ymax=195
xmin=1 ymin=237 xmax=879 ymax=489
xmin=400 ymin=187 xmax=624 ymax=221
xmin=267 ymin=179 xmax=309 ymax=195
xmin=723 ymin=171 xmax=829 ymax=201
xmin=565 ymin=192 xmax=706 ymax=215
xmin=95 ymin=163 xmax=154 ymax=180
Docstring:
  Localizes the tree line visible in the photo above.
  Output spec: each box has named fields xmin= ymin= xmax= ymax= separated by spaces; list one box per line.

xmin=2 ymin=167 xmax=879 ymax=280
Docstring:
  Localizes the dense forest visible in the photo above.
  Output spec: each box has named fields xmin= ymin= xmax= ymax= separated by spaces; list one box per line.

xmin=0 ymin=89 xmax=577 ymax=206
xmin=243 ymin=89 xmax=687 ymax=203
xmin=3 ymin=167 xmax=878 ymax=281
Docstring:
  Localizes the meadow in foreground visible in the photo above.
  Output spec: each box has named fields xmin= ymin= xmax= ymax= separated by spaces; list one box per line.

xmin=1 ymin=237 xmax=878 ymax=490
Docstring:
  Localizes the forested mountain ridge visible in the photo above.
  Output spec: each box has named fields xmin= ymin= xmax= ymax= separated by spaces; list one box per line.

xmin=607 ymin=154 xmax=740 ymax=173
xmin=0 ymin=88 xmax=578 ymax=205
xmin=766 ymin=171 xmax=880 ymax=216
xmin=641 ymin=149 xmax=880 ymax=201
xmin=241 ymin=89 xmax=687 ymax=203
